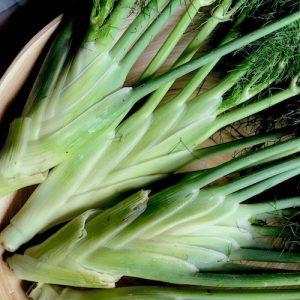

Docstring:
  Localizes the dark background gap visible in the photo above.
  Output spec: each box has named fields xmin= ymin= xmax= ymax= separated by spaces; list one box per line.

xmin=0 ymin=0 xmax=72 ymax=143
xmin=0 ymin=0 xmax=72 ymax=77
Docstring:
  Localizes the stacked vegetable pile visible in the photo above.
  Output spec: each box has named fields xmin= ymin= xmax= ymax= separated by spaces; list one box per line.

xmin=8 ymin=138 xmax=300 ymax=287
xmin=0 ymin=0 xmax=299 ymax=299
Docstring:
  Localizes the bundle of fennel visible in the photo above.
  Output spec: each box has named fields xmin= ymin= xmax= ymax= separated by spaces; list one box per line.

xmin=0 ymin=0 xmax=300 ymax=298
xmin=1 ymin=0 xmax=300 ymax=252
xmin=7 ymin=137 xmax=300 ymax=287
xmin=0 ymin=0 xmax=298 ymax=197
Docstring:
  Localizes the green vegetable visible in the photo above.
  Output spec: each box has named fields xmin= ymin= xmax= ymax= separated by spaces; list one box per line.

xmin=0 ymin=0 xmax=218 ymax=196
xmin=30 ymin=285 xmax=300 ymax=300
xmin=7 ymin=137 xmax=300 ymax=287
xmin=1 ymin=0 xmax=299 ymax=251
xmin=0 ymin=0 xmax=298 ymax=197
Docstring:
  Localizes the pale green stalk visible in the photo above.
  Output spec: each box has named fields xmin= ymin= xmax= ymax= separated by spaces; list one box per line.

xmin=1 ymin=1 xmax=298 ymax=199
xmin=1 ymin=8 xmax=299 ymax=249
xmin=215 ymin=83 xmax=300 ymax=130
xmin=42 ymin=0 xmax=178 ymax=126
xmin=139 ymin=0 xmax=218 ymax=81
xmin=0 ymin=0 xmax=186 ymax=194
xmin=46 ymin=0 xmax=137 ymax=116
xmin=140 ymin=0 xmax=241 ymax=103
xmin=130 ymin=11 xmax=300 ymax=101
xmin=2 ymin=33 xmax=300 ymax=251
xmin=7 ymin=140 xmax=300 ymax=287
xmin=0 ymin=132 xmax=281 ymax=251
xmin=22 ymin=19 xmax=74 ymax=117
xmin=29 ymin=285 xmax=300 ymax=300
xmin=27 ymin=0 xmax=125 ymax=128
xmin=0 ymin=6 xmax=298 ymax=198
xmin=66 ymin=77 xmax=298 ymax=213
